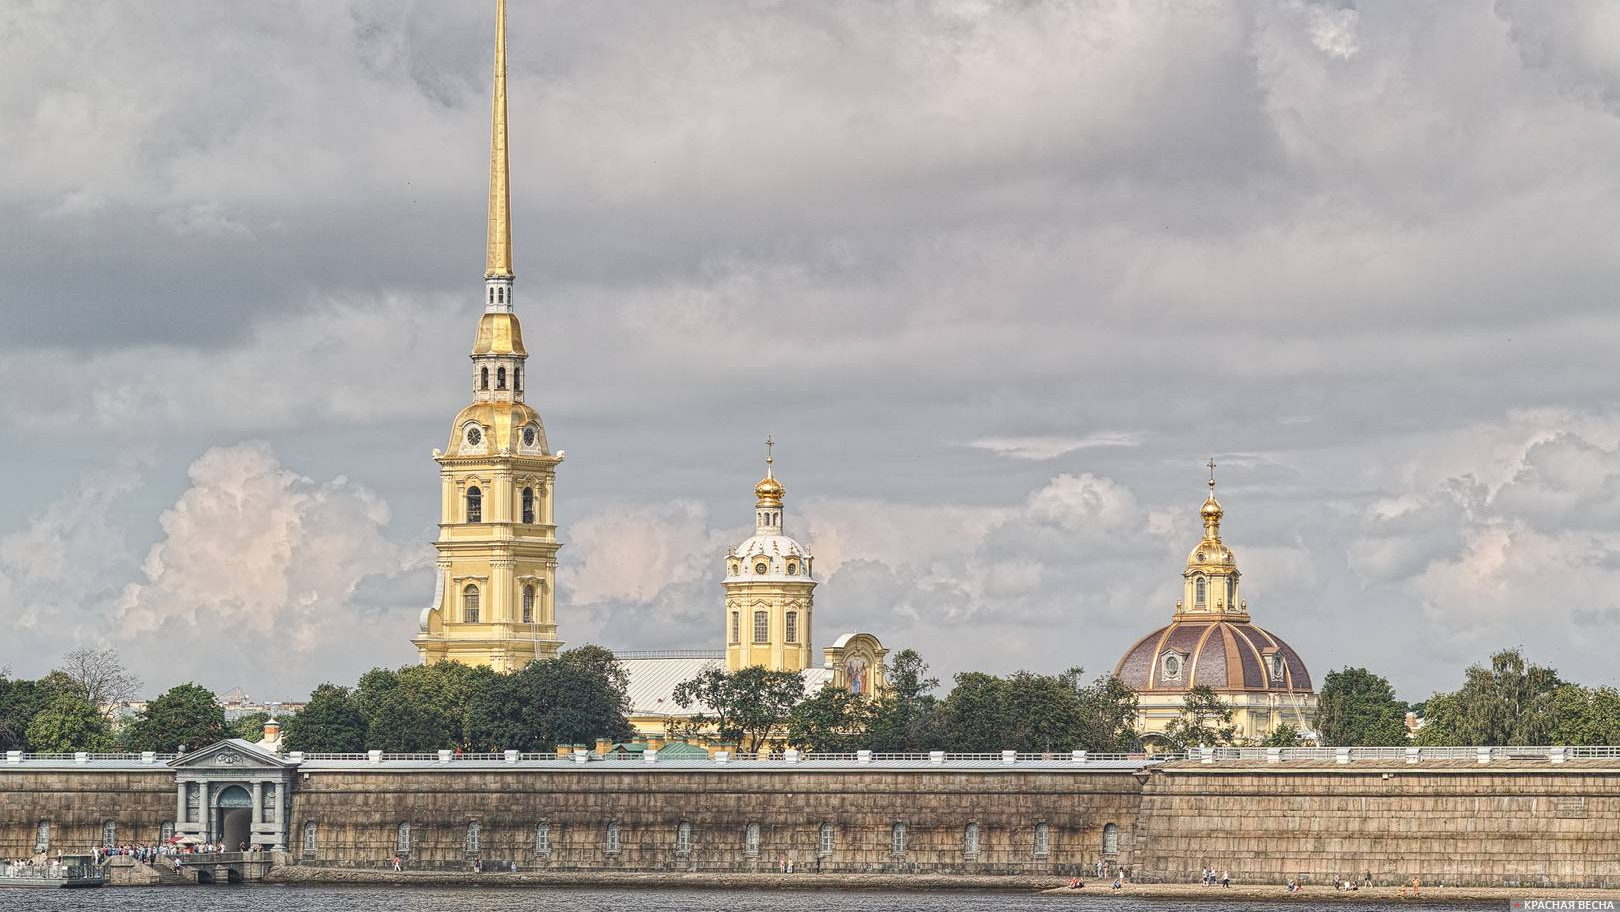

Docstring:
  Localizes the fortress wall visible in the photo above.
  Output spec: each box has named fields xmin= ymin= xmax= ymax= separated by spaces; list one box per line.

xmin=0 ymin=769 xmax=173 ymax=857
xmin=1131 ymin=761 xmax=1620 ymax=889
xmin=286 ymin=767 xmax=1142 ymax=875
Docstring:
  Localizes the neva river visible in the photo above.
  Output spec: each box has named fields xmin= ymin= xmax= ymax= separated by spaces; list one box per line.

xmin=0 ymin=885 xmax=1502 ymax=912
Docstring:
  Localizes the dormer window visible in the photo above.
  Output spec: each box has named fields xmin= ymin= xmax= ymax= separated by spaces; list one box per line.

xmin=1269 ymin=653 xmax=1286 ymax=681
xmin=755 ymin=562 xmax=768 ymax=575
xmin=786 ymin=562 xmax=797 ymax=576
xmin=1161 ymin=652 xmax=1183 ymax=682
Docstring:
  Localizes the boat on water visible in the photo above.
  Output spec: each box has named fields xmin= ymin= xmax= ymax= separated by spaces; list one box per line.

xmin=0 ymin=856 xmax=107 ymax=889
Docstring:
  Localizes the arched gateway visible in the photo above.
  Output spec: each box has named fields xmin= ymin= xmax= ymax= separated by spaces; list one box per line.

xmin=170 ymin=739 xmax=297 ymax=850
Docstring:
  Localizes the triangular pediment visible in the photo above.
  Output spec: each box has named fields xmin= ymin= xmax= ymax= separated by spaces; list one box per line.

xmin=169 ymin=738 xmax=294 ymax=770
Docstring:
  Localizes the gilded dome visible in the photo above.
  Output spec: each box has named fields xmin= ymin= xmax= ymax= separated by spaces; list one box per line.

xmin=755 ymin=474 xmax=785 ymax=507
xmin=1112 ymin=620 xmax=1312 ymax=693
xmin=445 ymin=401 xmax=548 ymax=456
xmin=1200 ymin=494 xmax=1223 ymax=519
xmin=473 ymin=311 xmax=527 ymax=356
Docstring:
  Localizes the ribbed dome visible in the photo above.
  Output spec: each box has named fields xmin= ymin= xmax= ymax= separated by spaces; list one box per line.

xmin=1113 ymin=619 xmax=1312 ymax=693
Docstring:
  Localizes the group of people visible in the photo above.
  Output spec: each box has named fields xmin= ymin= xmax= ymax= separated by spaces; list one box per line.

xmin=1201 ymin=867 xmax=1232 ymax=887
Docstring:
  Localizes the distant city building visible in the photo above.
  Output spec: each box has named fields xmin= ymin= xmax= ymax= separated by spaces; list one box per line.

xmin=1113 ymin=467 xmax=1318 ymax=745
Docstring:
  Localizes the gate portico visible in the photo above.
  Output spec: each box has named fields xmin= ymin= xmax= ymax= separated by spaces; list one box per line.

xmin=170 ymin=739 xmax=296 ymax=850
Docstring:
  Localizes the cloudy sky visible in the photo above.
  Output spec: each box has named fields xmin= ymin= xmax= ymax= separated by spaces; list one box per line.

xmin=4 ymin=0 xmax=1620 ymax=704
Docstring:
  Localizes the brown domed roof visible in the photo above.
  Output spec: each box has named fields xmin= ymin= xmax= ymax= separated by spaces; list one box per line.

xmin=1112 ymin=619 xmax=1312 ymax=693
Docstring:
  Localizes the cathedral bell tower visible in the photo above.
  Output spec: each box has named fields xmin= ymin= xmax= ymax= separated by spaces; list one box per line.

xmin=1176 ymin=460 xmax=1246 ymax=620
xmin=724 ymin=439 xmax=816 ymax=673
xmin=413 ymin=0 xmax=563 ymax=672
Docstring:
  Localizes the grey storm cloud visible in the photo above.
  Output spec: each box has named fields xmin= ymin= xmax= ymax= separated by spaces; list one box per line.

xmin=3 ymin=0 xmax=1620 ymax=699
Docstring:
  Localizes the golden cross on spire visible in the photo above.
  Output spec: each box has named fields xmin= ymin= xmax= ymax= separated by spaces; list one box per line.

xmin=765 ymin=435 xmax=775 ymax=477
xmin=1207 ymin=457 xmax=1217 ymax=491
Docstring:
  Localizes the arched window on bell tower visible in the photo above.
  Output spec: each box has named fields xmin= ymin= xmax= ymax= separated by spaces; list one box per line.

xmin=521 ymin=487 xmax=535 ymax=524
xmin=496 ymin=366 xmax=507 ymax=390
xmin=522 ymin=584 xmax=535 ymax=624
xmin=480 ymin=367 xmax=490 ymax=390
xmin=1195 ymin=576 xmax=1207 ymax=607
xmin=463 ymin=584 xmax=480 ymax=623
xmin=466 ymin=487 xmax=483 ymax=523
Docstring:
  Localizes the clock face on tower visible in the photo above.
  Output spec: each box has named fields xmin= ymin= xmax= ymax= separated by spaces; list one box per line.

xmin=466 ymin=426 xmax=483 ymax=447
xmin=522 ymin=427 xmax=536 ymax=447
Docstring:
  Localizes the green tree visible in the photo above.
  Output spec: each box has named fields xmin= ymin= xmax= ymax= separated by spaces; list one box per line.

xmin=939 ymin=672 xmax=1013 ymax=752
xmin=1261 ymin=722 xmax=1302 ymax=747
xmin=122 ymin=683 xmax=228 ymax=753
xmin=1160 ymin=685 xmax=1237 ymax=750
xmin=230 ymin=712 xmax=270 ymax=742
xmin=1074 ymin=673 xmax=1141 ymax=753
xmin=786 ymin=685 xmax=875 ymax=752
xmin=24 ymin=694 xmax=112 ymax=752
xmin=281 ymin=684 xmax=368 ymax=752
xmin=0 ymin=674 xmax=67 ymax=752
xmin=1415 ymin=649 xmax=1562 ymax=746
xmin=1548 ymin=685 xmax=1620 ymax=746
xmin=672 ymin=665 xmax=805 ymax=752
xmin=356 ymin=662 xmax=498 ymax=751
xmin=462 ymin=648 xmax=634 ymax=751
xmin=1315 ymin=667 xmax=1409 ymax=746
xmin=866 ymin=649 xmax=942 ymax=751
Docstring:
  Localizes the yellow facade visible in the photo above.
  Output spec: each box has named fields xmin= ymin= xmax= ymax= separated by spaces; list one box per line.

xmin=724 ymin=446 xmax=817 ymax=673
xmin=413 ymin=0 xmax=563 ymax=672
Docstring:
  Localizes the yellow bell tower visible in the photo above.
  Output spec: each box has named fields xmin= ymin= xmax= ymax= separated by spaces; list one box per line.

xmin=724 ymin=439 xmax=817 ymax=673
xmin=413 ymin=0 xmax=563 ymax=672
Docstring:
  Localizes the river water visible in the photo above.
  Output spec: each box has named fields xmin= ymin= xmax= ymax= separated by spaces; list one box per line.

xmin=0 ymin=885 xmax=1501 ymax=912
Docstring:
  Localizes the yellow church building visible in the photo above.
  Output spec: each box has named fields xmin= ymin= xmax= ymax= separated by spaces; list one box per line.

xmin=410 ymin=0 xmax=887 ymax=736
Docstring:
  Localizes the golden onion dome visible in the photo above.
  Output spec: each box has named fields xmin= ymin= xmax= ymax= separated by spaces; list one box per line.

xmin=1201 ymin=495 xmax=1223 ymax=518
xmin=755 ymin=474 xmax=785 ymax=507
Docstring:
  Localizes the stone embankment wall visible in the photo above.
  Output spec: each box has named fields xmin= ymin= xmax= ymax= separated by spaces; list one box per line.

xmin=289 ymin=767 xmax=1140 ymax=875
xmin=0 ymin=768 xmax=173 ymax=857
xmin=1132 ymin=760 xmax=1620 ymax=889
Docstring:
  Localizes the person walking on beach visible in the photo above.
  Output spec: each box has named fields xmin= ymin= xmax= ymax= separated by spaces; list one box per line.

xmin=1220 ymin=869 xmax=1231 ymax=888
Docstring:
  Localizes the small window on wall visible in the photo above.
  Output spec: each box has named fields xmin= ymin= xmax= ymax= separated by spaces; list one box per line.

xmin=785 ymin=562 xmax=797 ymax=576
xmin=676 ymin=821 xmax=692 ymax=855
xmin=535 ymin=822 xmax=551 ymax=857
xmin=818 ymin=822 xmax=834 ymax=856
xmin=466 ymin=486 xmax=483 ymax=523
xmin=465 ymin=821 xmax=481 ymax=854
xmin=785 ymin=612 xmax=798 ymax=644
xmin=397 ymin=822 xmax=411 ymax=856
xmin=753 ymin=611 xmax=768 ymax=644
xmin=35 ymin=820 xmax=49 ymax=853
xmin=731 ymin=612 xmax=740 ymax=644
xmin=964 ymin=822 xmax=980 ymax=858
xmin=522 ymin=585 xmax=536 ymax=624
xmin=1034 ymin=822 xmax=1050 ymax=857
xmin=1226 ymin=577 xmax=1235 ymax=606
xmin=302 ymin=821 xmax=317 ymax=858
xmin=496 ymin=367 xmax=507 ymax=390
xmin=514 ymin=365 xmax=522 ymax=392
xmin=755 ymin=562 xmax=768 ymax=575
xmin=744 ymin=822 xmax=760 ymax=857
xmin=521 ymin=487 xmax=535 ymax=524
xmin=463 ymin=584 xmax=481 ymax=624
xmin=1102 ymin=822 xmax=1120 ymax=855
xmin=102 ymin=820 xmax=116 ymax=846
xmin=606 ymin=821 xmax=621 ymax=855
xmin=480 ymin=367 xmax=490 ymax=390
xmin=1195 ymin=576 xmax=1207 ymax=606
xmin=891 ymin=823 xmax=907 ymax=856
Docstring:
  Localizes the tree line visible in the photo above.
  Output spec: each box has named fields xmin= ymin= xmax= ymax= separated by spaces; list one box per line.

xmin=4 ymin=644 xmax=1619 ymax=754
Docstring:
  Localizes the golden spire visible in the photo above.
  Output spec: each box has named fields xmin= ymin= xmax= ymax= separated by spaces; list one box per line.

xmin=485 ymin=0 xmax=513 ymax=280
xmin=1200 ymin=457 xmax=1224 ymax=538
xmin=755 ymin=435 xmax=785 ymax=507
